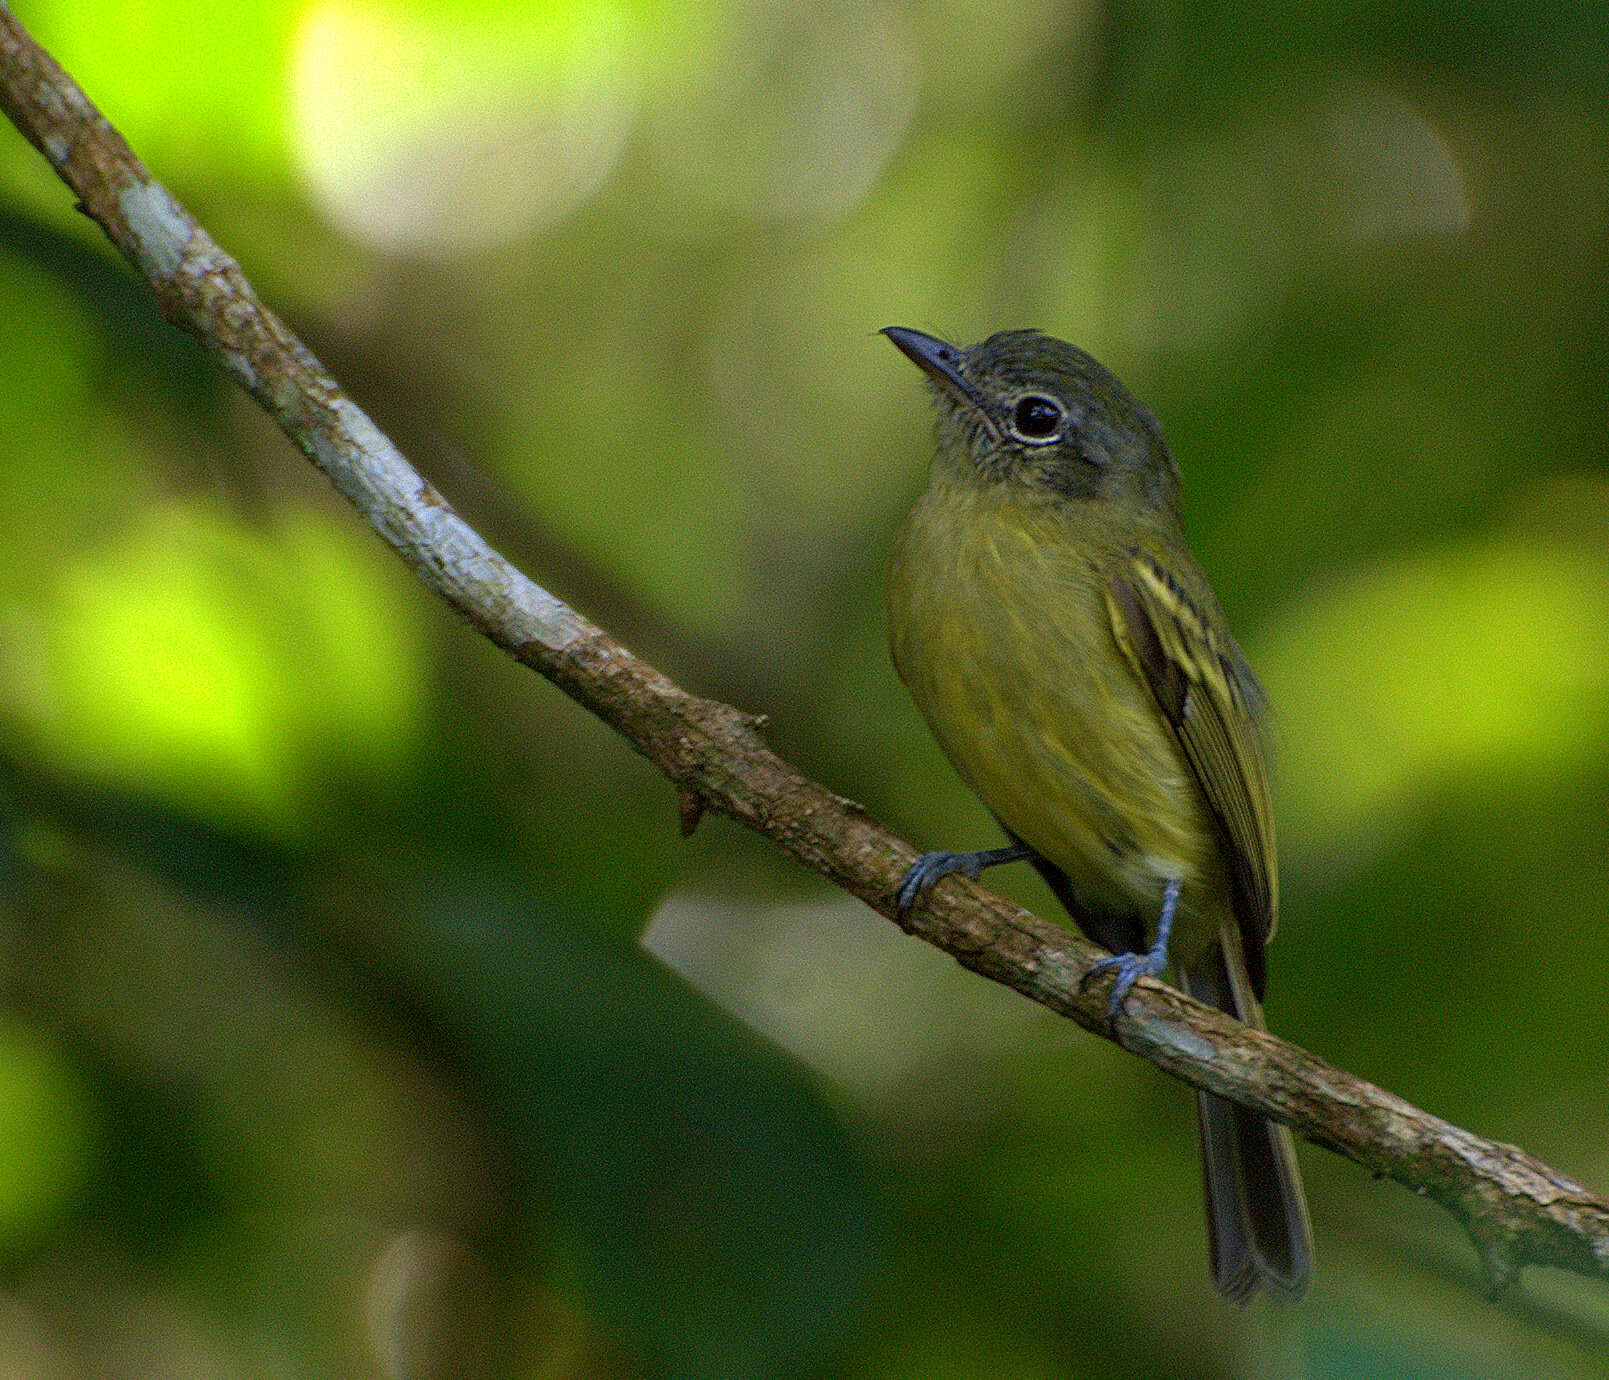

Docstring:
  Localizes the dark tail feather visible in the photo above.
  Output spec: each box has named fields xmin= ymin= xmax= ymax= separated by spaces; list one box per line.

xmin=1183 ymin=955 xmax=1312 ymax=1302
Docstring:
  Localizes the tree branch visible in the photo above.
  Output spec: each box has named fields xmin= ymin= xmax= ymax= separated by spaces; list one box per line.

xmin=3 ymin=2 xmax=1604 ymax=1293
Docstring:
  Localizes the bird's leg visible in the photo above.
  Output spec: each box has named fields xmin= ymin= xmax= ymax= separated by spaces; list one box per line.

xmin=896 ymin=842 xmax=1035 ymax=915
xmin=1084 ymin=877 xmax=1180 ymax=1018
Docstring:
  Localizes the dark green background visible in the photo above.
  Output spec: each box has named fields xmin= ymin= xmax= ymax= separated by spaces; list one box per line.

xmin=1 ymin=0 xmax=1607 ymax=1375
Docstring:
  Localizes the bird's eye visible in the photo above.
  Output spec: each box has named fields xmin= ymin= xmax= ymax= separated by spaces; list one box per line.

xmin=1009 ymin=395 xmax=1064 ymax=443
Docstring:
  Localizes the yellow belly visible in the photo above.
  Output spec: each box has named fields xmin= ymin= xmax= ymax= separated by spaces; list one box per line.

xmin=888 ymin=481 xmax=1229 ymax=958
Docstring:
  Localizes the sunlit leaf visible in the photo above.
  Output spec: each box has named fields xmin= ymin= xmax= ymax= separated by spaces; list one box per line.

xmin=1257 ymin=530 xmax=1609 ymax=865
xmin=0 ymin=503 xmax=427 ymax=836
xmin=26 ymin=0 xmax=298 ymax=185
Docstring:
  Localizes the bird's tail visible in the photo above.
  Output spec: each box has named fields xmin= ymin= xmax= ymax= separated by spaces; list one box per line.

xmin=1182 ymin=951 xmax=1312 ymax=1302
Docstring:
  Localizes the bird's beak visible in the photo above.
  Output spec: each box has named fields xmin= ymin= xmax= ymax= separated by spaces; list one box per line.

xmin=881 ymin=327 xmax=994 ymax=432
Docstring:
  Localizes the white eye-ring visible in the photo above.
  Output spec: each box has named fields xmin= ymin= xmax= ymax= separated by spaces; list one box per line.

xmin=1008 ymin=393 xmax=1064 ymax=443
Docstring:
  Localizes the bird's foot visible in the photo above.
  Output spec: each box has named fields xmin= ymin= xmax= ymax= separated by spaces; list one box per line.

xmin=1082 ymin=877 xmax=1182 ymax=1019
xmin=1085 ymin=942 xmax=1170 ymax=1019
xmin=896 ymin=843 xmax=1032 ymax=916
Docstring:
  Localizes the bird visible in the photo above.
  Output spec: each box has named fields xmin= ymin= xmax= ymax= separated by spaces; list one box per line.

xmin=883 ymin=324 xmax=1311 ymax=1301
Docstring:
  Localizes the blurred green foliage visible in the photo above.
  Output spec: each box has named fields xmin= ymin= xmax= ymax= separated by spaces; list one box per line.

xmin=1 ymin=0 xmax=1608 ymax=1375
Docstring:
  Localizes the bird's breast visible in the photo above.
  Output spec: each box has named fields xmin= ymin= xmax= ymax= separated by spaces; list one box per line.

xmin=888 ymin=482 xmax=1228 ymax=946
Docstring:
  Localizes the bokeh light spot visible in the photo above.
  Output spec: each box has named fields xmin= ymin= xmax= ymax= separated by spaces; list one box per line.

xmin=291 ymin=0 xmax=640 ymax=254
xmin=643 ymin=0 xmax=917 ymax=227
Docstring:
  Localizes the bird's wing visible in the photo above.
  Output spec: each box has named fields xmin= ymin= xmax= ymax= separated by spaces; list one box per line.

xmin=1106 ymin=549 xmax=1277 ymax=995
